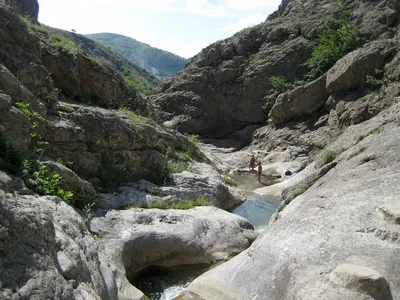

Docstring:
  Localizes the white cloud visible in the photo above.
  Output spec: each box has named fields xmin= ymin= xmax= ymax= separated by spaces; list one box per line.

xmin=224 ymin=0 xmax=282 ymax=10
xmin=185 ymin=0 xmax=226 ymax=16
xmin=222 ymin=13 xmax=266 ymax=33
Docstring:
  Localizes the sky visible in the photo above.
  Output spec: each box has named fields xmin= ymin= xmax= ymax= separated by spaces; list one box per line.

xmin=38 ymin=0 xmax=282 ymax=59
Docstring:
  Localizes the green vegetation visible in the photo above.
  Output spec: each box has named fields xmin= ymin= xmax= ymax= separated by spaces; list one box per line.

xmin=303 ymin=0 xmax=359 ymax=80
xmin=14 ymin=102 xmax=74 ymax=203
xmin=321 ymin=150 xmax=337 ymax=165
xmin=20 ymin=16 xmax=79 ymax=58
xmin=169 ymin=196 xmax=213 ymax=209
xmin=366 ymin=69 xmax=385 ymax=89
xmin=15 ymin=102 xmax=45 ymax=152
xmin=186 ymin=133 xmax=200 ymax=144
xmin=85 ymin=33 xmax=188 ymax=78
xmin=367 ymin=127 xmax=383 ymax=137
xmin=123 ymin=75 xmax=153 ymax=95
xmin=222 ymin=176 xmax=237 ymax=187
xmin=48 ymin=34 xmax=78 ymax=57
xmin=263 ymin=76 xmax=294 ymax=108
xmin=120 ymin=108 xmax=148 ymax=124
xmin=165 ymin=148 xmax=199 ymax=174
xmin=19 ymin=15 xmax=48 ymax=34
xmin=22 ymin=160 xmax=73 ymax=202
xmin=264 ymin=0 xmax=359 ymax=109
xmin=145 ymin=196 xmax=214 ymax=210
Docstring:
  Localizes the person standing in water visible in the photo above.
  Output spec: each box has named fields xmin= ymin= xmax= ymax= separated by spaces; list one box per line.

xmin=249 ymin=154 xmax=257 ymax=171
xmin=257 ymin=162 xmax=262 ymax=183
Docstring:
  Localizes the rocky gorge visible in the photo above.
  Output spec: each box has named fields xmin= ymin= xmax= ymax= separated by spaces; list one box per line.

xmin=1 ymin=0 xmax=400 ymax=299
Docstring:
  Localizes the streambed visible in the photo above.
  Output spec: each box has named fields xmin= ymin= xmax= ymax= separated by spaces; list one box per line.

xmin=132 ymin=175 xmax=279 ymax=300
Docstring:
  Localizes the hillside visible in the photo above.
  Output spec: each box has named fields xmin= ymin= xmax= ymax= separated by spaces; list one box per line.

xmin=42 ymin=27 xmax=160 ymax=95
xmin=86 ymin=32 xmax=188 ymax=78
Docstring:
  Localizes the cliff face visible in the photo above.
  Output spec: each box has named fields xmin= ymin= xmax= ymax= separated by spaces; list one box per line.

xmin=0 ymin=0 xmax=39 ymax=22
xmin=153 ymin=0 xmax=399 ymax=137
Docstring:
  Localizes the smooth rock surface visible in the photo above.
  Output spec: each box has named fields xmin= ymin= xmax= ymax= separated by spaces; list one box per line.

xmin=90 ymin=207 xmax=257 ymax=280
xmin=378 ymin=204 xmax=400 ymax=225
xmin=326 ymin=40 xmax=396 ymax=94
xmin=182 ymin=105 xmax=400 ymax=300
xmin=329 ymin=264 xmax=391 ymax=299
xmin=269 ymin=74 xmax=329 ymax=125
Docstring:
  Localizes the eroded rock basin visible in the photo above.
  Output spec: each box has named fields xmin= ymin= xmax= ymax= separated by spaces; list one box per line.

xmin=127 ymin=175 xmax=280 ymax=300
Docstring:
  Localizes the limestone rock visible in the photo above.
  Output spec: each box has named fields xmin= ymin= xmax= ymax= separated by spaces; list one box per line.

xmin=182 ymin=108 xmax=400 ymax=300
xmin=326 ymin=40 xmax=397 ymax=94
xmin=269 ymin=74 xmax=329 ymax=125
xmin=44 ymin=161 xmax=97 ymax=208
xmin=90 ymin=207 xmax=257 ymax=280
xmin=0 ymin=194 xmax=105 ymax=299
xmin=329 ymin=264 xmax=391 ymax=299
xmin=378 ymin=204 xmax=400 ymax=224
xmin=0 ymin=93 xmax=30 ymax=153
xmin=44 ymin=104 xmax=195 ymax=189
xmin=0 ymin=64 xmax=46 ymax=116
xmin=0 ymin=0 xmax=39 ymax=22
xmin=41 ymin=48 xmax=138 ymax=110
xmin=98 ymin=162 xmax=245 ymax=210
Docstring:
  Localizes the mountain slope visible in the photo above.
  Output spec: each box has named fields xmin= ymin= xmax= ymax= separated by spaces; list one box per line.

xmin=86 ymin=32 xmax=188 ymax=78
xmin=152 ymin=0 xmax=400 ymax=137
xmin=44 ymin=27 xmax=160 ymax=95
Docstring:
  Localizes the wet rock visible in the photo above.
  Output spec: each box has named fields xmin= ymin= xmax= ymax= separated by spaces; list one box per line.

xmin=329 ymin=264 xmax=391 ymax=299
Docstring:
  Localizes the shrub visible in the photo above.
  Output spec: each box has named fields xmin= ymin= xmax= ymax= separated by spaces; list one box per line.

xmin=186 ymin=133 xmax=200 ymax=144
xmin=15 ymin=102 xmax=74 ymax=203
xmin=263 ymin=76 xmax=294 ymax=108
xmin=366 ymin=69 xmax=385 ymax=89
xmin=49 ymin=34 xmax=78 ymax=57
xmin=124 ymin=75 xmax=153 ymax=95
xmin=19 ymin=15 xmax=48 ymax=35
xmin=22 ymin=160 xmax=73 ymax=203
xmin=303 ymin=1 xmax=359 ymax=80
xmin=321 ymin=150 xmax=337 ymax=165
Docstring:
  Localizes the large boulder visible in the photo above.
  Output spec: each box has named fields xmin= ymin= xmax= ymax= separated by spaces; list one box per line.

xmin=0 ymin=194 xmax=106 ymax=300
xmin=90 ymin=207 xmax=257 ymax=281
xmin=326 ymin=40 xmax=397 ymax=94
xmin=269 ymin=74 xmax=329 ymax=125
xmin=0 ymin=92 xmax=30 ymax=154
xmin=44 ymin=161 xmax=97 ymax=208
xmin=0 ymin=64 xmax=46 ymax=115
xmin=98 ymin=162 xmax=245 ymax=210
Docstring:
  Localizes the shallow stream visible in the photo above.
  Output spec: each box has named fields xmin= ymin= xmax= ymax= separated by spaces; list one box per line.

xmin=132 ymin=175 xmax=280 ymax=300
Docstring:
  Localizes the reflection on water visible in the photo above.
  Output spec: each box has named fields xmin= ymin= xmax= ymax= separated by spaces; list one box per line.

xmin=232 ymin=193 xmax=279 ymax=232
xmin=132 ymin=266 xmax=209 ymax=300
